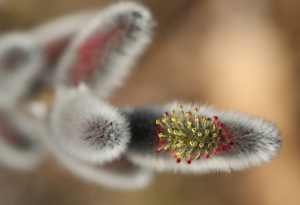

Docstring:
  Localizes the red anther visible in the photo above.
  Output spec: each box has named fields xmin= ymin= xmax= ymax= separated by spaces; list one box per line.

xmin=157 ymin=125 xmax=162 ymax=132
xmin=187 ymin=159 xmax=192 ymax=164
xmin=221 ymin=143 xmax=226 ymax=149
xmin=223 ymin=130 xmax=227 ymax=135
xmin=219 ymin=123 xmax=224 ymax=129
xmin=181 ymin=111 xmax=184 ymax=115
xmin=164 ymin=112 xmax=169 ymax=117
xmin=188 ymin=111 xmax=192 ymax=116
xmin=158 ymin=139 xmax=164 ymax=145
xmin=218 ymin=137 xmax=222 ymax=142
xmin=156 ymin=149 xmax=161 ymax=153
xmin=173 ymin=153 xmax=177 ymax=158
xmin=205 ymin=153 xmax=210 ymax=159
xmin=212 ymin=116 xmax=218 ymax=121
xmin=176 ymin=158 xmax=181 ymax=163
xmin=196 ymin=155 xmax=200 ymax=160
xmin=201 ymin=117 xmax=204 ymax=121
xmin=214 ymin=147 xmax=220 ymax=154
xmin=225 ymin=135 xmax=229 ymax=140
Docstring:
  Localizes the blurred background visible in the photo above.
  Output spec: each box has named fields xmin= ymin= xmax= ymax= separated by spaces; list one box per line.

xmin=0 ymin=0 xmax=300 ymax=204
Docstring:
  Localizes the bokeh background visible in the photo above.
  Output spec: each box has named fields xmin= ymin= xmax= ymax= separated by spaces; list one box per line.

xmin=1 ymin=0 xmax=300 ymax=204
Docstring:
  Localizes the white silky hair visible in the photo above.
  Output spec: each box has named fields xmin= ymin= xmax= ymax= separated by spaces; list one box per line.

xmin=43 ymin=125 xmax=153 ymax=190
xmin=0 ymin=136 xmax=42 ymax=171
xmin=30 ymin=11 xmax=95 ymax=45
xmin=0 ymin=107 xmax=45 ymax=171
xmin=0 ymin=33 xmax=44 ymax=108
xmin=127 ymin=102 xmax=281 ymax=174
xmin=51 ymin=84 xmax=130 ymax=165
xmin=54 ymin=1 xmax=153 ymax=98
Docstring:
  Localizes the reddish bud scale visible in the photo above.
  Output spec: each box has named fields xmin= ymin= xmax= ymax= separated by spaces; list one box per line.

xmin=70 ymin=18 xmax=130 ymax=85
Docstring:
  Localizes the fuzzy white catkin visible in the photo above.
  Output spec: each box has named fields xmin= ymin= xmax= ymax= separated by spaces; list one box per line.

xmin=51 ymin=84 xmax=130 ymax=164
xmin=0 ymin=108 xmax=44 ymax=171
xmin=30 ymin=11 xmax=95 ymax=46
xmin=0 ymin=33 xmax=44 ymax=108
xmin=126 ymin=102 xmax=281 ymax=174
xmin=0 ymin=136 xmax=42 ymax=171
xmin=42 ymin=127 xmax=153 ymax=190
xmin=55 ymin=2 xmax=153 ymax=98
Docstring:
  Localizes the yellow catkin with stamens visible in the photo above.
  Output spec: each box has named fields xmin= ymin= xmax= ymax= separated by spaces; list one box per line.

xmin=177 ymin=152 xmax=184 ymax=157
xmin=190 ymin=141 xmax=197 ymax=147
xmin=156 ymin=105 xmax=226 ymax=163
